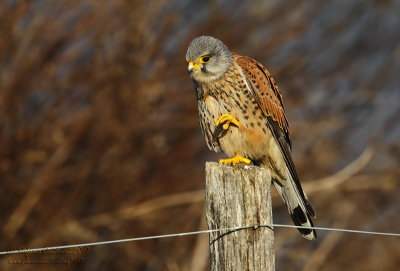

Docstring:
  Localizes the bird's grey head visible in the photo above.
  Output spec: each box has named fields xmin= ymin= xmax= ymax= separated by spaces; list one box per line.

xmin=186 ymin=36 xmax=234 ymax=83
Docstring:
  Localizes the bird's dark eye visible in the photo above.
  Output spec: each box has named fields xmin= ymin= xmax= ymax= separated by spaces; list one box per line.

xmin=200 ymin=56 xmax=211 ymax=63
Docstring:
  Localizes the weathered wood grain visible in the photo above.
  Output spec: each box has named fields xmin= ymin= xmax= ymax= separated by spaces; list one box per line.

xmin=205 ymin=162 xmax=275 ymax=271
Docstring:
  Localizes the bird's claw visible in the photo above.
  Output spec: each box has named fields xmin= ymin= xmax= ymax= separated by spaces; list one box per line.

xmin=219 ymin=154 xmax=251 ymax=166
xmin=215 ymin=114 xmax=240 ymax=130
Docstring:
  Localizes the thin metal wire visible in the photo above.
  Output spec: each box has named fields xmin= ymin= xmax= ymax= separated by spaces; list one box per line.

xmin=1 ymin=224 xmax=399 ymax=255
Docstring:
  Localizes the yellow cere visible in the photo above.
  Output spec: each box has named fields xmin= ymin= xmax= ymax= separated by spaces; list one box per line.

xmin=188 ymin=61 xmax=201 ymax=71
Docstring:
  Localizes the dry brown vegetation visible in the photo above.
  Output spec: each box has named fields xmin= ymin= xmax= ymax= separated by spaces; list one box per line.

xmin=1 ymin=1 xmax=399 ymax=270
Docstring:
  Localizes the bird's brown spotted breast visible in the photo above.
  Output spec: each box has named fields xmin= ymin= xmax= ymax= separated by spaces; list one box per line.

xmin=194 ymin=57 xmax=281 ymax=166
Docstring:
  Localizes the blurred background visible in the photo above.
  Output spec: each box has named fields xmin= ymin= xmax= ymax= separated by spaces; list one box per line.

xmin=0 ymin=0 xmax=399 ymax=270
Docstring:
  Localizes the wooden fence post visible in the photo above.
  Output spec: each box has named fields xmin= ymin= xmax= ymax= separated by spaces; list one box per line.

xmin=205 ymin=162 xmax=275 ymax=271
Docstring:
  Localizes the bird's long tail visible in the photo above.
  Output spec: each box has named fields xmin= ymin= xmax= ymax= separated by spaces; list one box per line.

xmin=271 ymin=171 xmax=317 ymax=240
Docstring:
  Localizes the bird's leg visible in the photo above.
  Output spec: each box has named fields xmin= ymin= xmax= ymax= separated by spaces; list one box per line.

xmin=215 ymin=113 xmax=240 ymax=130
xmin=219 ymin=154 xmax=251 ymax=166
xmin=215 ymin=114 xmax=250 ymax=165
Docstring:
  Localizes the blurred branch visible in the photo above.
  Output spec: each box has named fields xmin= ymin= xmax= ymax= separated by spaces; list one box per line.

xmin=344 ymin=174 xmax=397 ymax=191
xmin=303 ymin=146 xmax=375 ymax=193
xmin=85 ymin=189 xmax=204 ymax=227
xmin=271 ymin=146 xmax=375 ymax=208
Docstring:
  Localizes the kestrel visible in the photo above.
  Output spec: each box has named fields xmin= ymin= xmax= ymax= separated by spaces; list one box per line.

xmin=186 ymin=36 xmax=316 ymax=240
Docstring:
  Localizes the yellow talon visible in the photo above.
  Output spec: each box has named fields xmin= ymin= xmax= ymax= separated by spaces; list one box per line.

xmin=215 ymin=114 xmax=240 ymax=130
xmin=219 ymin=154 xmax=251 ymax=166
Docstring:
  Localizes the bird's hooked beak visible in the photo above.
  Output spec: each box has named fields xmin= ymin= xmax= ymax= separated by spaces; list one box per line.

xmin=188 ymin=61 xmax=200 ymax=73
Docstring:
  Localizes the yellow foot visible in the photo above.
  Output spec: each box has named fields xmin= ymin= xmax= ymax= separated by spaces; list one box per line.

xmin=219 ymin=154 xmax=251 ymax=166
xmin=215 ymin=113 xmax=240 ymax=130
